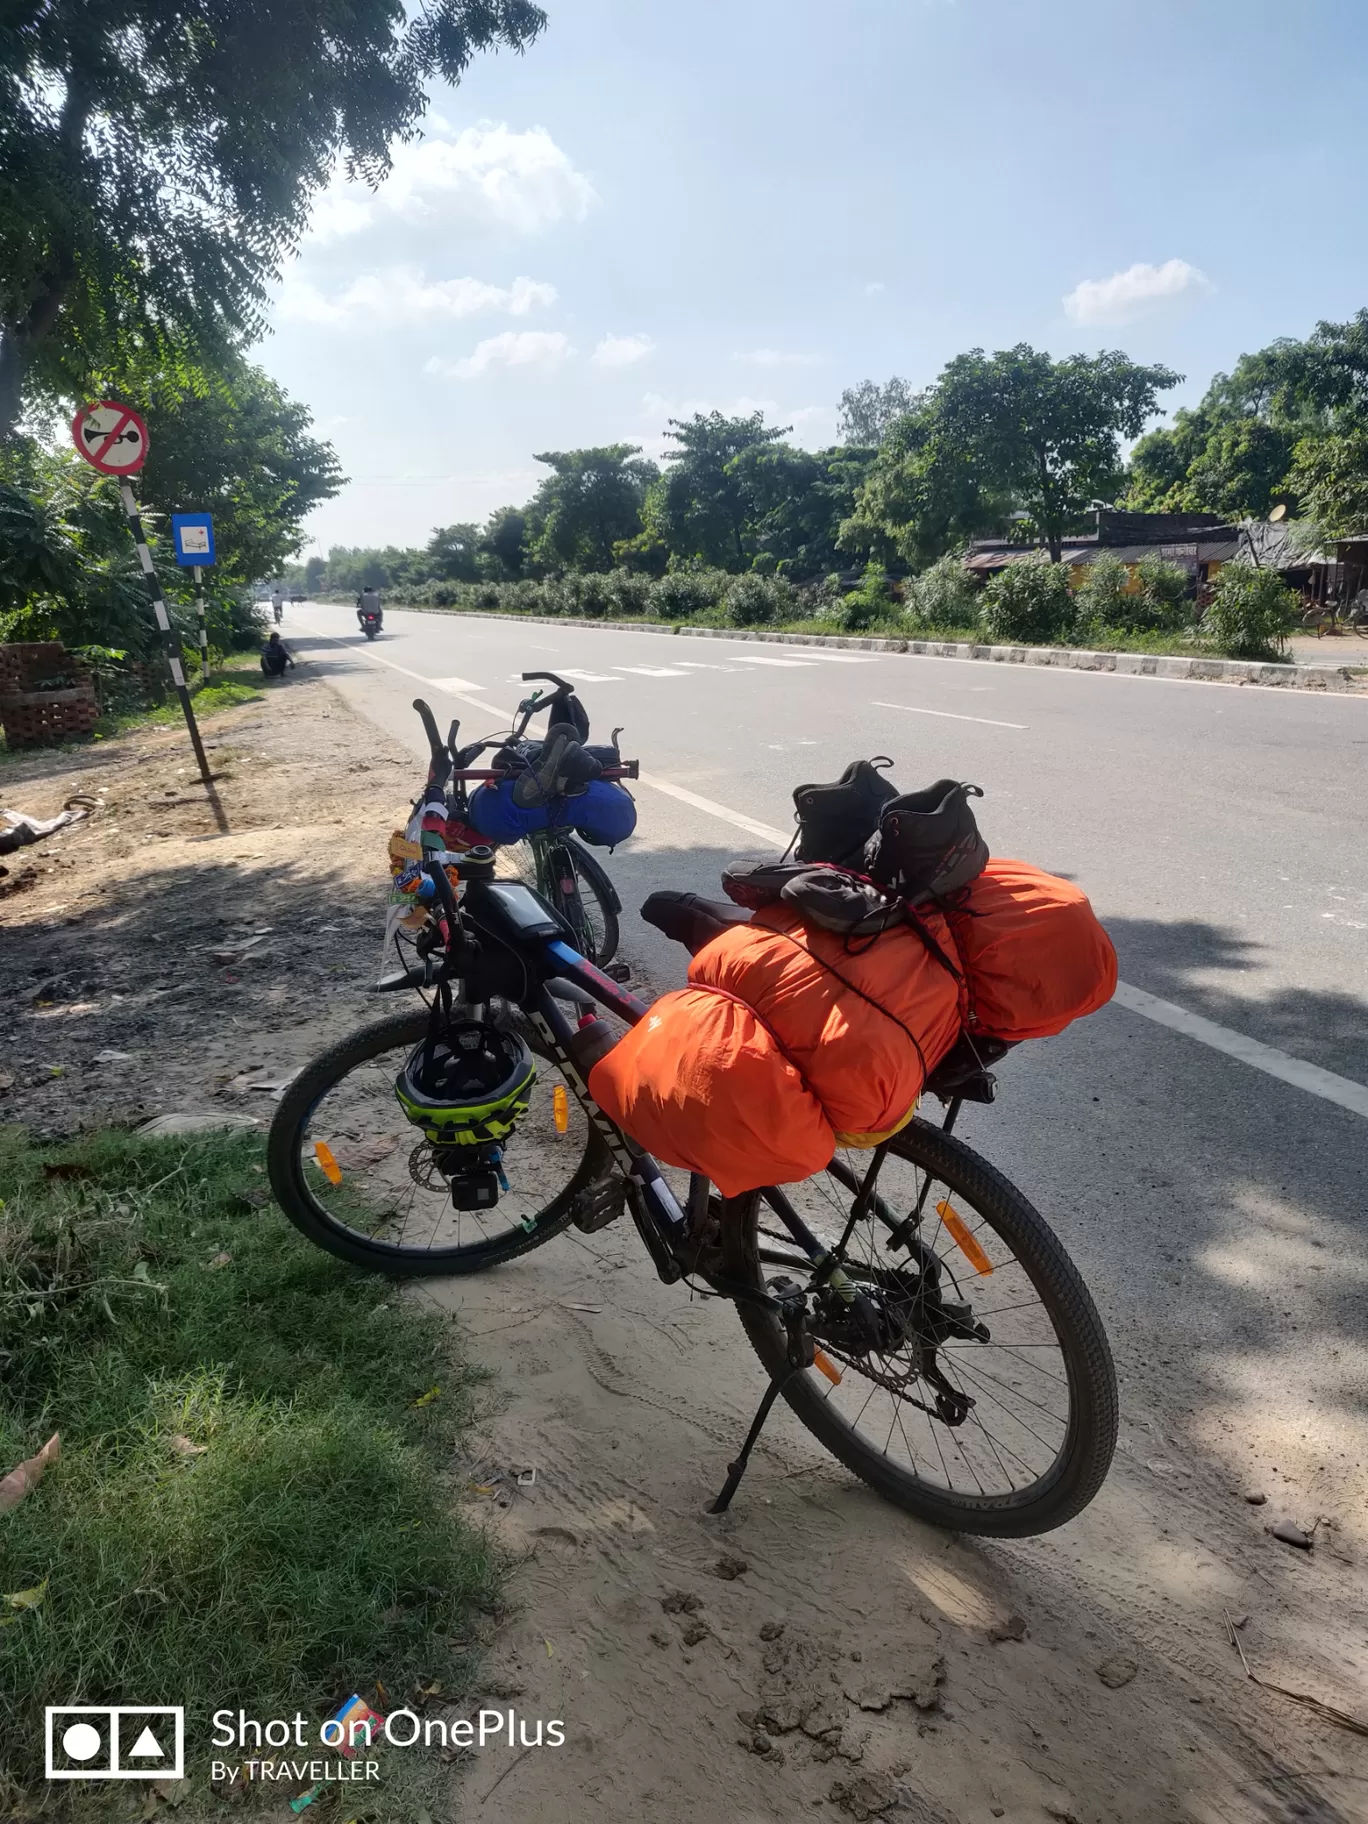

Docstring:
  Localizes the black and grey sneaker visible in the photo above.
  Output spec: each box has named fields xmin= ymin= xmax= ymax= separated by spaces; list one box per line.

xmin=871 ymin=779 xmax=988 ymax=901
xmin=792 ymin=757 xmax=898 ymax=865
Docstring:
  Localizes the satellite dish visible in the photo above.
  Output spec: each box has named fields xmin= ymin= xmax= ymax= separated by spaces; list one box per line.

xmin=1268 ymin=502 xmax=1288 ymax=523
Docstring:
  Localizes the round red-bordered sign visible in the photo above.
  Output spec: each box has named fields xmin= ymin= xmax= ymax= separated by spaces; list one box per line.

xmin=70 ymin=400 xmax=150 ymax=475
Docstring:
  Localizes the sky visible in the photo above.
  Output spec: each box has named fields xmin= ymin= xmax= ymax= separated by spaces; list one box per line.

xmin=260 ymin=0 xmax=1368 ymax=557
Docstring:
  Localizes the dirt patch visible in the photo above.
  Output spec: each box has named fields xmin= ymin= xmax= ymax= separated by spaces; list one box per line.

xmin=0 ymin=670 xmax=412 ymax=1136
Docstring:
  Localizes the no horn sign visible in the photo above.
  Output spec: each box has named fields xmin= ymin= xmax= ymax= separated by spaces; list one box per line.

xmin=71 ymin=401 xmax=149 ymax=475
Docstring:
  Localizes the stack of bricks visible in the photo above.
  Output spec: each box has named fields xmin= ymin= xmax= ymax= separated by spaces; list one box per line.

xmin=0 ymin=641 xmax=100 ymax=746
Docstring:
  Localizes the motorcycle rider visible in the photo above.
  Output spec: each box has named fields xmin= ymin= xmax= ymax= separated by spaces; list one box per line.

xmin=357 ymin=585 xmax=383 ymax=631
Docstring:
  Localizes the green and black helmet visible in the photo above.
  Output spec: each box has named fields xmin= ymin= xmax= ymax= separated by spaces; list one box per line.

xmin=394 ymin=1022 xmax=536 ymax=1146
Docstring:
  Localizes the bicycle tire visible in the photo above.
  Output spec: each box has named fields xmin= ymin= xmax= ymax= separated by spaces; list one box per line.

xmin=268 ymin=1007 xmax=608 ymax=1276
xmin=528 ymin=833 xmax=620 ymax=965
xmin=721 ymin=1118 xmax=1118 ymax=1536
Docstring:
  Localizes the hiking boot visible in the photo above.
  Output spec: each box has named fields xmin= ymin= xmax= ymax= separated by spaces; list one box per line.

xmin=871 ymin=780 xmax=988 ymax=901
xmin=793 ymin=757 xmax=898 ymax=866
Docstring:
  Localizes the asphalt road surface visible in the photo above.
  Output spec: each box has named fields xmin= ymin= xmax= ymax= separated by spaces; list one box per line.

xmin=283 ymin=600 xmax=1368 ymax=1575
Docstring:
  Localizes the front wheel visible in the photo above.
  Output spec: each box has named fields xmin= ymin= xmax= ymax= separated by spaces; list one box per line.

xmin=268 ymin=1007 xmax=610 ymax=1275
xmin=722 ymin=1119 xmax=1118 ymax=1536
xmin=524 ymin=834 xmax=621 ymax=965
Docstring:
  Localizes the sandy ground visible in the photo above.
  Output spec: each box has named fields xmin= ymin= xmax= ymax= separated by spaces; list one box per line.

xmin=3 ymin=669 xmax=1366 ymax=1824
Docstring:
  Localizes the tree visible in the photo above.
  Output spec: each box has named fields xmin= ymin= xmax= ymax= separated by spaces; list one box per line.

xmin=0 ymin=0 xmax=547 ymax=435
xmin=525 ymin=446 xmax=657 ymax=573
xmin=650 ymin=411 xmax=790 ymax=571
xmin=837 ymin=377 xmax=921 ymax=445
xmin=134 ymin=357 xmax=342 ymax=582
xmin=1286 ymin=428 xmax=1368 ymax=539
xmin=426 ymin=523 xmax=483 ymax=582
xmin=728 ymin=441 xmax=877 ymax=578
xmin=838 ymin=405 xmax=1012 ymax=571
xmin=481 ymin=506 xmax=528 ymax=578
xmin=931 ymin=346 xmax=1180 ymax=562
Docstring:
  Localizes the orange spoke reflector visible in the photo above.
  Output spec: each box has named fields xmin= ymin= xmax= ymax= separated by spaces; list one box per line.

xmin=552 ymin=1084 xmax=569 ymax=1136
xmin=935 ymin=1199 xmax=993 ymax=1275
xmin=313 ymin=1140 xmax=343 ymax=1185
xmin=813 ymin=1348 xmax=843 ymax=1386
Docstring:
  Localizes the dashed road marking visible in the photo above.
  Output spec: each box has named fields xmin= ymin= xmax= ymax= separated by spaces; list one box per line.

xmin=873 ymin=699 xmax=1028 ymax=730
xmin=615 ymin=665 xmax=689 ymax=678
xmin=430 ymin=676 xmax=485 ymax=692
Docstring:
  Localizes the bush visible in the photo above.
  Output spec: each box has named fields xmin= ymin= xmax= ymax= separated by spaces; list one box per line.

xmin=1199 ymin=564 xmax=1297 ymax=660
xmin=724 ymin=572 xmax=793 ymax=627
xmin=1075 ymin=554 xmax=1194 ymax=639
xmin=651 ymin=570 xmax=724 ymax=620
xmin=1073 ymin=553 xmax=1132 ymax=633
xmin=835 ymin=562 xmax=898 ymax=630
xmin=979 ymin=561 xmax=1076 ymax=644
xmin=607 ymin=569 xmax=654 ymax=617
xmin=907 ymin=554 xmax=980 ymax=630
xmin=1131 ymin=554 xmax=1193 ymax=631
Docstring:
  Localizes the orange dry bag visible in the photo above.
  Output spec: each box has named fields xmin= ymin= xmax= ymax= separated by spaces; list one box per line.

xmin=946 ymin=859 xmax=1117 ymax=1041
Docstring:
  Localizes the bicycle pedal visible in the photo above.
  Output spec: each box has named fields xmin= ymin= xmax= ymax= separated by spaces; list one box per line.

xmin=571 ymin=1177 xmax=627 ymax=1233
xmin=603 ymin=962 xmax=632 ymax=983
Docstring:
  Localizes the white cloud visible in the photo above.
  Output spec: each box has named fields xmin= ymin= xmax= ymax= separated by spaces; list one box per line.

xmin=306 ymin=122 xmax=597 ymax=242
xmin=278 ymin=269 xmax=556 ymax=327
xmin=591 ymin=333 xmax=656 ymax=369
xmin=863 ymin=281 xmax=887 ymax=297
xmin=428 ymin=331 xmax=575 ymax=380
xmin=1063 ymin=258 xmax=1211 ymax=326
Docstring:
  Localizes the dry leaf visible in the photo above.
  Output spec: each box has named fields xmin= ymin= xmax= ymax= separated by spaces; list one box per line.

xmin=2 ymin=1577 xmax=50 ymax=1612
xmin=207 ymin=1251 xmax=233 ymax=1269
xmin=0 ymin=1433 xmax=60 ymax=1512
xmin=170 ymin=1435 xmax=207 ymax=1458
xmin=411 ymin=1384 xmax=440 ymax=1408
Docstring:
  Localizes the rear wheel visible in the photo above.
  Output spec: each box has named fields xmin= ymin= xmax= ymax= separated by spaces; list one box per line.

xmin=722 ymin=1119 xmax=1117 ymax=1536
xmin=268 ymin=1007 xmax=608 ymax=1275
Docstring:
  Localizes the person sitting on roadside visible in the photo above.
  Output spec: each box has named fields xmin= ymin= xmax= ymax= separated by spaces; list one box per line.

xmin=357 ymin=586 xmax=383 ymax=628
xmin=260 ymin=630 xmax=296 ymax=678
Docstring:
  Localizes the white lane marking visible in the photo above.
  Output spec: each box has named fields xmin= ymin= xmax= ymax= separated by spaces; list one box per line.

xmin=1111 ymin=982 xmax=1368 ymax=1122
xmin=430 ymin=676 xmax=485 ymax=692
xmin=724 ymin=654 xmax=817 ymax=668
xmin=558 ymin=669 xmax=620 ymax=683
xmin=637 ymin=774 xmax=790 ymax=846
xmin=874 ymin=698 xmax=1027 ymax=730
xmin=615 ymin=665 xmax=689 ymax=678
xmin=763 ymin=649 xmax=882 ymax=664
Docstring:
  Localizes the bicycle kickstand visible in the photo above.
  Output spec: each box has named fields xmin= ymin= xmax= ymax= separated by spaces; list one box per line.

xmin=708 ymin=1367 xmax=802 ymax=1515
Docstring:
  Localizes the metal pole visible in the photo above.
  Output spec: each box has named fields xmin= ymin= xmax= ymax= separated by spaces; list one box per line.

xmin=193 ymin=563 xmax=210 ymax=684
xmin=118 ymin=480 xmax=228 ymax=834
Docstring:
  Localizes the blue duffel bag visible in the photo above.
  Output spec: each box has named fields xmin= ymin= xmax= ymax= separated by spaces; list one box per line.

xmin=468 ymin=777 xmax=637 ymax=848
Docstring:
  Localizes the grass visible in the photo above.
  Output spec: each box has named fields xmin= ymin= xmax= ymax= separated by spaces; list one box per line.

xmin=92 ymin=651 xmax=265 ymax=739
xmin=0 ymin=1126 xmax=499 ymax=1815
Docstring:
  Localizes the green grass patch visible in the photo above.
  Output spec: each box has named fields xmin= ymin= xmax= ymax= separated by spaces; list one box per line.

xmin=93 ymin=664 xmax=265 ymax=739
xmin=0 ymin=1126 xmax=499 ymax=1814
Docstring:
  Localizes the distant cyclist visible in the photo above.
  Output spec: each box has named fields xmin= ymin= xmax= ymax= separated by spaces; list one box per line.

xmin=260 ymin=630 xmax=295 ymax=679
xmin=271 ymin=587 xmax=284 ymax=624
xmin=357 ymin=586 xmax=383 ymax=631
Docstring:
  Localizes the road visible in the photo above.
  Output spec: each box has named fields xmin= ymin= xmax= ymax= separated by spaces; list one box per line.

xmin=284 ymin=600 xmax=1368 ymax=1818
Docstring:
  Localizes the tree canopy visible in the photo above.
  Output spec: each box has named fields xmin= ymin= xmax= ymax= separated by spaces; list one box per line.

xmin=526 ymin=445 xmax=658 ymax=572
xmin=0 ymin=0 xmax=547 ymax=434
xmin=648 ymin=411 xmax=792 ymax=570
xmin=1125 ymin=310 xmax=1368 ymax=534
xmin=837 ymin=377 xmax=921 ymax=445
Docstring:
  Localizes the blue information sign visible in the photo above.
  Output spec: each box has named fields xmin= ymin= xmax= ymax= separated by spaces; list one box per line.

xmin=171 ymin=512 xmax=215 ymax=567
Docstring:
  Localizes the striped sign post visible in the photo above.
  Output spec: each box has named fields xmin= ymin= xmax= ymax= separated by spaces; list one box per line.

xmin=70 ymin=402 xmax=227 ymax=834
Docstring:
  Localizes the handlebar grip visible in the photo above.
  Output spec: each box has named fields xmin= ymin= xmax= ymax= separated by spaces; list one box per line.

xmin=413 ymin=698 xmax=444 ymax=757
xmin=520 ymin=671 xmax=573 ymax=695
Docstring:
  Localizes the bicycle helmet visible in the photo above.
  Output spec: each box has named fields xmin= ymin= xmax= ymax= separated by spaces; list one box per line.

xmin=393 ymin=1022 xmax=536 ymax=1145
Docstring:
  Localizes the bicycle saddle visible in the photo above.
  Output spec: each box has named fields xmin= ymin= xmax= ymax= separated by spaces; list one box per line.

xmin=640 ymin=890 xmax=752 ymax=955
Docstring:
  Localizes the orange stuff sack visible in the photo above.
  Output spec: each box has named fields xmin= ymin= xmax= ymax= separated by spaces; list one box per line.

xmin=692 ymin=908 xmax=964 ymax=1146
xmin=946 ymin=859 xmax=1117 ymax=1041
xmin=588 ymin=987 xmax=835 ymax=1197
